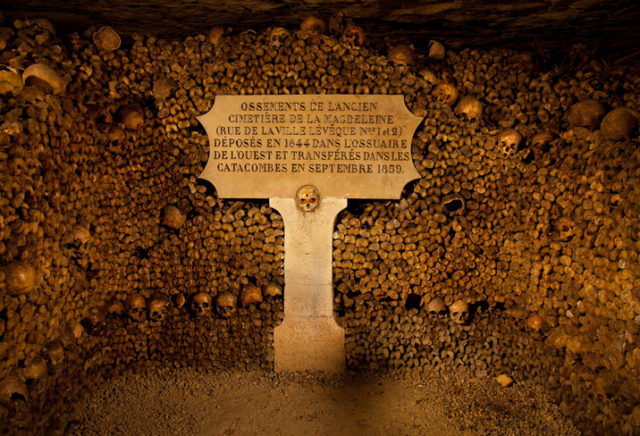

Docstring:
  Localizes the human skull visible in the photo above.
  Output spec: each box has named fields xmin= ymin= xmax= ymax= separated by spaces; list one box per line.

xmin=0 ymin=376 xmax=28 ymax=408
xmin=161 ymin=205 xmax=186 ymax=229
xmin=419 ymin=69 xmax=439 ymax=86
xmin=216 ymin=292 xmax=237 ymax=318
xmin=388 ymin=45 xmax=414 ymax=68
xmin=449 ymin=300 xmax=470 ymax=324
xmin=117 ymin=103 xmax=144 ymax=130
xmin=93 ymin=26 xmax=121 ymax=52
xmin=23 ymin=357 xmax=47 ymax=381
xmin=68 ymin=225 xmax=91 ymax=245
xmin=17 ymin=85 xmax=46 ymax=104
xmin=526 ymin=313 xmax=544 ymax=332
xmin=264 ymin=281 xmax=283 ymax=298
xmin=600 ymin=107 xmax=638 ymax=141
xmin=432 ymin=83 xmax=458 ymax=106
xmin=86 ymin=103 xmax=113 ymax=126
xmin=426 ymin=297 xmax=447 ymax=316
xmin=22 ymin=63 xmax=66 ymax=95
xmin=269 ymin=27 xmax=289 ymax=48
xmin=300 ymin=16 xmax=327 ymax=33
xmin=125 ymin=294 xmax=146 ymax=322
xmin=498 ymin=128 xmax=522 ymax=155
xmin=456 ymin=96 xmax=483 ymax=122
xmin=239 ymin=283 xmax=263 ymax=307
xmin=328 ymin=11 xmax=345 ymax=35
xmin=81 ymin=306 xmax=106 ymax=336
xmin=2 ymin=260 xmax=36 ymax=296
xmin=568 ymin=99 xmax=605 ymax=130
xmin=0 ymin=66 xmax=23 ymax=96
xmin=191 ymin=292 xmax=211 ymax=317
xmin=428 ymin=40 xmax=446 ymax=60
xmin=148 ymin=294 xmax=170 ymax=322
xmin=152 ymin=78 xmax=173 ymax=101
xmin=208 ymin=26 xmax=225 ymax=45
xmin=341 ymin=25 xmax=366 ymax=47
xmin=296 ymin=185 xmax=320 ymax=212
xmin=530 ymin=131 xmax=555 ymax=150
xmin=44 ymin=340 xmax=64 ymax=367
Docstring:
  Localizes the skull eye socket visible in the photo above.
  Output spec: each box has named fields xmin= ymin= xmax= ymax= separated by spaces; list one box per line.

xmin=202 ymin=302 xmax=209 ymax=308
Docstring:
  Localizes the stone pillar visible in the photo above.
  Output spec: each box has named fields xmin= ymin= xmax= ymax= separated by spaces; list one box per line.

xmin=270 ymin=197 xmax=347 ymax=373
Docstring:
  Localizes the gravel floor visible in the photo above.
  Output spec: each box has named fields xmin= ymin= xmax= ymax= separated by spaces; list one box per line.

xmin=65 ymin=366 xmax=579 ymax=436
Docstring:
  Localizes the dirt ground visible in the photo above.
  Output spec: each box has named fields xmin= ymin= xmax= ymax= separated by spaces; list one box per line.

xmin=64 ymin=366 xmax=579 ymax=436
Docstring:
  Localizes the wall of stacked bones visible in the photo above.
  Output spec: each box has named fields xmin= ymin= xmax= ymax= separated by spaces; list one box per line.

xmin=0 ymin=11 xmax=639 ymax=434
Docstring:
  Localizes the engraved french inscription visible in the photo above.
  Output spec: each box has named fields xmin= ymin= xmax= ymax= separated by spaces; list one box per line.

xmin=198 ymin=94 xmax=424 ymax=199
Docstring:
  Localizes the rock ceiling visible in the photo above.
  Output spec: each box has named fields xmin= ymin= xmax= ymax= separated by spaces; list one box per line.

xmin=2 ymin=0 xmax=640 ymax=56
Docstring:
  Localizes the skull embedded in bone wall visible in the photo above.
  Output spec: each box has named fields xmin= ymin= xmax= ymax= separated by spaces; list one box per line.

xmin=216 ymin=292 xmax=237 ymax=318
xmin=600 ymin=107 xmax=638 ymax=141
xmin=341 ymin=25 xmax=366 ymax=47
xmin=2 ymin=260 xmax=36 ymax=296
xmin=456 ymin=96 xmax=483 ymax=122
xmin=498 ymin=128 xmax=522 ymax=156
xmin=125 ymin=294 xmax=147 ymax=322
xmin=388 ymin=45 xmax=414 ymax=68
xmin=81 ymin=307 xmax=106 ymax=336
xmin=22 ymin=63 xmax=66 ymax=95
xmin=0 ymin=66 xmax=23 ymax=96
xmin=432 ymin=83 xmax=458 ymax=106
xmin=568 ymin=99 xmax=605 ymax=130
xmin=449 ymin=300 xmax=470 ymax=324
xmin=161 ymin=204 xmax=186 ymax=229
xmin=427 ymin=297 xmax=447 ymax=316
xmin=300 ymin=16 xmax=327 ymax=34
xmin=191 ymin=292 xmax=212 ymax=317
xmin=0 ymin=376 xmax=28 ymax=408
xmin=264 ymin=281 xmax=283 ymax=298
xmin=239 ymin=283 xmax=263 ymax=307
xmin=93 ymin=26 xmax=121 ymax=52
xmin=148 ymin=294 xmax=170 ymax=322
xmin=268 ymin=27 xmax=289 ymax=48
xmin=44 ymin=340 xmax=64 ymax=369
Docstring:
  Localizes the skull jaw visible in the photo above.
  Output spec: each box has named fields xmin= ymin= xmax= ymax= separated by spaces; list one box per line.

xmin=217 ymin=307 xmax=236 ymax=318
xmin=149 ymin=311 xmax=166 ymax=322
xmin=191 ymin=306 xmax=208 ymax=317
xmin=451 ymin=313 xmax=470 ymax=325
xmin=128 ymin=309 xmax=146 ymax=323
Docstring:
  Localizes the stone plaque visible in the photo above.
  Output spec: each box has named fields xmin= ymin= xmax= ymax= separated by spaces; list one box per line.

xmin=198 ymin=95 xmax=424 ymax=373
xmin=198 ymin=94 xmax=422 ymax=199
